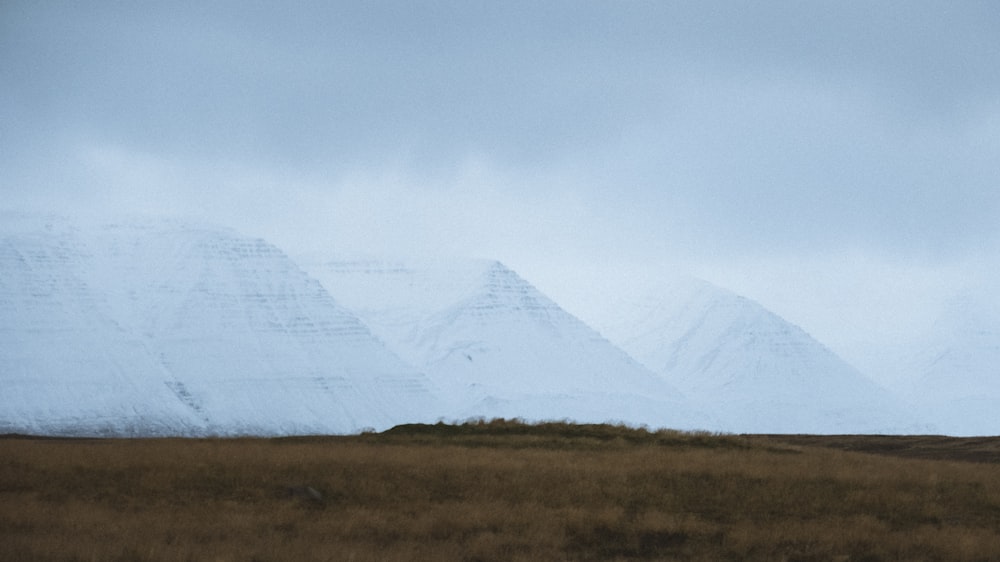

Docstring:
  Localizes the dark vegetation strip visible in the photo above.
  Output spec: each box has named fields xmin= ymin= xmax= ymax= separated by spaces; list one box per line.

xmin=752 ymin=434 xmax=1000 ymax=464
xmin=366 ymin=418 xmax=753 ymax=450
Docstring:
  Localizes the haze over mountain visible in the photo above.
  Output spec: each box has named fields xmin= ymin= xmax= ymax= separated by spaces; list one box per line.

xmin=304 ymin=258 xmax=704 ymax=429
xmin=0 ymin=215 xmax=442 ymax=436
xmin=894 ymin=287 xmax=1000 ymax=436
xmin=586 ymin=278 xmax=929 ymax=434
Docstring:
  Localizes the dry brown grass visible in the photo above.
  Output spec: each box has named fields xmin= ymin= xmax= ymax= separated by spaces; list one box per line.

xmin=2 ymin=420 xmax=1000 ymax=561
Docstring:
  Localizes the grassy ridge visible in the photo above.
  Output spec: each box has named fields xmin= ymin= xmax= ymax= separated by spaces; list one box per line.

xmin=2 ymin=420 xmax=1000 ymax=561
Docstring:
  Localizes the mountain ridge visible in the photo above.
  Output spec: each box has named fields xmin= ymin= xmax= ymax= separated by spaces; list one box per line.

xmin=5 ymin=214 xmax=994 ymax=435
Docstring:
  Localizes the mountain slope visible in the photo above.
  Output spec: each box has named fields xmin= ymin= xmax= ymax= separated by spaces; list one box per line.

xmin=0 ymin=216 xmax=204 ymax=435
xmin=305 ymin=258 xmax=702 ymax=429
xmin=894 ymin=289 xmax=1000 ymax=436
xmin=0 ymin=216 xmax=442 ymax=435
xmin=589 ymin=277 xmax=925 ymax=434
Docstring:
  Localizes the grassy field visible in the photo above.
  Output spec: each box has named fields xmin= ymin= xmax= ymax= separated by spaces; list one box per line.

xmin=2 ymin=419 xmax=1000 ymax=561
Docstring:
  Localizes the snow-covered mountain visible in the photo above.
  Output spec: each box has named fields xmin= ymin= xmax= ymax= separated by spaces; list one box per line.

xmin=0 ymin=216 xmax=205 ymax=435
xmin=0 ymin=215 xmax=443 ymax=436
xmin=894 ymin=289 xmax=1000 ymax=436
xmin=587 ymin=277 xmax=927 ymax=434
xmin=9 ymin=213 xmax=984 ymax=436
xmin=304 ymin=258 xmax=702 ymax=429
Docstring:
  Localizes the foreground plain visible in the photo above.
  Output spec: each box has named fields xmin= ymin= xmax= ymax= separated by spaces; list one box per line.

xmin=3 ymin=420 xmax=1000 ymax=561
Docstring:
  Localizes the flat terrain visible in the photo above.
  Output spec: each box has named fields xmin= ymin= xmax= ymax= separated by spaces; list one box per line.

xmin=751 ymin=434 xmax=1000 ymax=464
xmin=2 ymin=421 xmax=1000 ymax=561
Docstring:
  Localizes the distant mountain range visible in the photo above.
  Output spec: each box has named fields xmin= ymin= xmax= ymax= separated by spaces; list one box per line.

xmin=2 ymin=214 xmax=996 ymax=435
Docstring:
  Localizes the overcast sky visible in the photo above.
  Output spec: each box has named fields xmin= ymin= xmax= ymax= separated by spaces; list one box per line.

xmin=3 ymin=1 xmax=999 ymax=380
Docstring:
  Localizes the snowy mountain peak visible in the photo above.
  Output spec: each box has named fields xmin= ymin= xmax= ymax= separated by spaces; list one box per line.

xmin=305 ymin=257 xmax=698 ymax=429
xmin=586 ymin=277 xmax=925 ymax=434
xmin=446 ymin=260 xmax=569 ymax=325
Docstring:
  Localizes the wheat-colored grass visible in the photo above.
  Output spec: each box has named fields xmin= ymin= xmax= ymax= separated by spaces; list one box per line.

xmin=2 ymin=421 xmax=999 ymax=561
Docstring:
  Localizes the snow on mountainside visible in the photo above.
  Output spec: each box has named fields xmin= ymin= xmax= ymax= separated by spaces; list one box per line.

xmin=304 ymin=258 xmax=704 ymax=429
xmin=588 ymin=277 xmax=926 ymax=434
xmin=0 ymin=215 xmax=442 ymax=436
xmin=894 ymin=289 xmax=1000 ymax=436
xmin=0 ymin=216 xmax=204 ymax=435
